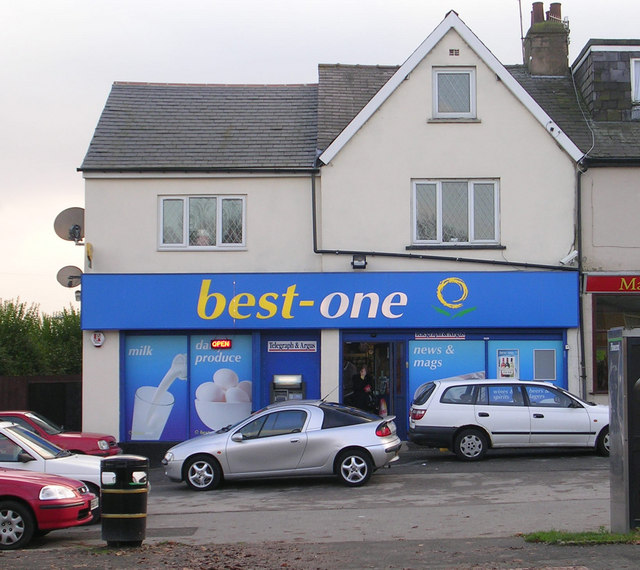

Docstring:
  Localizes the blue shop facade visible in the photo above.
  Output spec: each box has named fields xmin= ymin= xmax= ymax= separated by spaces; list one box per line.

xmin=81 ymin=271 xmax=579 ymax=442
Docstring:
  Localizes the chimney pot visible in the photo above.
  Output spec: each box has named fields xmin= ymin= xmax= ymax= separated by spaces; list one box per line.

xmin=549 ymin=3 xmax=562 ymax=21
xmin=531 ymin=2 xmax=544 ymax=25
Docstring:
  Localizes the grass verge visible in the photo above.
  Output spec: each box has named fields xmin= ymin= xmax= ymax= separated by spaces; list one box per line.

xmin=523 ymin=527 xmax=640 ymax=545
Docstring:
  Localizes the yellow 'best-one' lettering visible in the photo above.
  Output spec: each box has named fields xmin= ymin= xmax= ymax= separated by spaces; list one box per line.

xmin=197 ymin=279 xmax=226 ymax=320
xmin=257 ymin=292 xmax=278 ymax=319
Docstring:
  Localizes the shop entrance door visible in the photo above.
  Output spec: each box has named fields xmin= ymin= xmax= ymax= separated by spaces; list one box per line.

xmin=342 ymin=341 xmax=407 ymax=440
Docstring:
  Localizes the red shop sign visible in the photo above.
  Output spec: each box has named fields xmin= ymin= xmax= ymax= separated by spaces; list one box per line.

xmin=586 ymin=275 xmax=640 ymax=293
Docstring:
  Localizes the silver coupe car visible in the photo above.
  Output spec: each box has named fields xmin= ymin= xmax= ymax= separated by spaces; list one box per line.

xmin=162 ymin=400 xmax=402 ymax=490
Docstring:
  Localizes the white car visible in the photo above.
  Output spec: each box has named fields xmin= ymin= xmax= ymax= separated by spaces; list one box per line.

xmin=408 ymin=378 xmax=610 ymax=461
xmin=0 ymin=421 xmax=102 ymax=495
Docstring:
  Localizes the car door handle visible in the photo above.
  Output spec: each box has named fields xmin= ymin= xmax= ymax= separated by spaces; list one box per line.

xmin=478 ymin=412 xmax=489 ymax=417
xmin=290 ymin=438 xmax=300 ymax=443
xmin=533 ymin=413 xmax=544 ymax=418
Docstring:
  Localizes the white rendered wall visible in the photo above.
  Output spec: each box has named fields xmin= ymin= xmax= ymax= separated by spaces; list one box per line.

xmin=82 ymin=330 xmax=121 ymax=437
xmin=320 ymin=329 xmax=340 ymax=400
xmin=83 ymin=174 xmax=319 ymax=274
xmin=581 ymin=167 xmax=640 ymax=271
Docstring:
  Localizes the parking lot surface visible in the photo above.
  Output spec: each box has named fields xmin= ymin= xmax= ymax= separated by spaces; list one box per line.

xmin=2 ymin=444 xmax=637 ymax=568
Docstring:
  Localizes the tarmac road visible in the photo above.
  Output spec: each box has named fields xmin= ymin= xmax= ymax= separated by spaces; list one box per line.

xmin=2 ymin=444 xmax=638 ymax=569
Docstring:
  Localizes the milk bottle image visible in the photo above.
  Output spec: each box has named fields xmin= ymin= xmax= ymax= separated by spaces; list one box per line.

xmin=131 ymin=353 xmax=187 ymax=440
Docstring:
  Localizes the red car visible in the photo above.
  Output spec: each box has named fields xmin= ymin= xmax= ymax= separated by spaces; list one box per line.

xmin=0 ymin=467 xmax=97 ymax=549
xmin=0 ymin=411 xmax=121 ymax=457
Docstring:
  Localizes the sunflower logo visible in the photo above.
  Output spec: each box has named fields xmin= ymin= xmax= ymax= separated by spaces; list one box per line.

xmin=433 ymin=277 xmax=476 ymax=318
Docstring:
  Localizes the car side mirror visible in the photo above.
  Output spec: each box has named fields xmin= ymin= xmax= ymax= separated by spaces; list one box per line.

xmin=230 ymin=433 xmax=244 ymax=443
xmin=18 ymin=451 xmax=35 ymax=463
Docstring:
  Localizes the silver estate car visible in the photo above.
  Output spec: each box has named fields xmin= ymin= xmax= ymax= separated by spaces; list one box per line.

xmin=162 ymin=400 xmax=402 ymax=490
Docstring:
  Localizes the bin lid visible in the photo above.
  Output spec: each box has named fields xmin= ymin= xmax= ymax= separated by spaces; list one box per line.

xmin=101 ymin=454 xmax=149 ymax=469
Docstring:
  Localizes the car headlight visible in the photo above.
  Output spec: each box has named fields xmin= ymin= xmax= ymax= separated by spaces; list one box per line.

xmin=40 ymin=485 xmax=77 ymax=500
xmin=98 ymin=440 xmax=110 ymax=450
xmin=162 ymin=452 xmax=174 ymax=465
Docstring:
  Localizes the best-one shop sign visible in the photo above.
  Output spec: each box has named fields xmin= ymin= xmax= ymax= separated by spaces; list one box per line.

xmin=81 ymin=272 xmax=579 ymax=330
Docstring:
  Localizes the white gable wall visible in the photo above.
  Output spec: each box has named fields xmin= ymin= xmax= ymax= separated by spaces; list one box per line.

xmin=319 ymin=29 xmax=577 ymax=271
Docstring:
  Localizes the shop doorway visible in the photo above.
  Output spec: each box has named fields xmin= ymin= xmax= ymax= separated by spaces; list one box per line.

xmin=342 ymin=341 xmax=407 ymax=440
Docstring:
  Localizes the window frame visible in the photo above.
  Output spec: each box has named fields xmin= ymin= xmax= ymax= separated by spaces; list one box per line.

xmin=432 ymin=67 xmax=477 ymax=119
xmin=524 ymin=385 xmax=572 ymax=408
xmin=632 ymin=58 xmax=640 ymax=103
xmin=533 ymin=348 xmax=557 ymax=381
xmin=158 ymin=195 xmax=246 ymax=250
xmin=477 ymin=384 xmax=525 ymax=407
xmin=412 ymin=179 xmax=500 ymax=245
xmin=238 ymin=410 xmax=307 ymax=439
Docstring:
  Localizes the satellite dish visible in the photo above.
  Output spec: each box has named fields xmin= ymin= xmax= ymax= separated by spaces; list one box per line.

xmin=54 ymin=207 xmax=85 ymax=244
xmin=56 ymin=265 xmax=83 ymax=288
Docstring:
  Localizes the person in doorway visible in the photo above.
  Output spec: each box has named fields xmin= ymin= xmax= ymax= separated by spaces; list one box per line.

xmin=351 ymin=365 xmax=375 ymax=412
xmin=377 ymin=379 xmax=389 ymax=416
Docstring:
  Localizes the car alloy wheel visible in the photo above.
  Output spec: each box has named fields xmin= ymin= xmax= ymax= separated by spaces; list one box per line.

xmin=0 ymin=501 xmax=35 ymax=550
xmin=336 ymin=450 xmax=372 ymax=487
xmin=185 ymin=455 xmax=222 ymax=491
xmin=597 ymin=426 xmax=610 ymax=457
xmin=454 ymin=429 xmax=488 ymax=461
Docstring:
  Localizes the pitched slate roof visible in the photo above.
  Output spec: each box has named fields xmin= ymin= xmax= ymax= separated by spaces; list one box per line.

xmin=586 ymin=122 xmax=640 ymax=160
xmin=80 ymin=82 xmax=318 ymax=172
xmin=317 ymin=64 xmax=399 ymax=152
xmin=508 ymin=65 xmax=640 ymax=162
xmin=80 ymin=12 xmax=639 ymax=172
xmin=506 ymin=66 xmax=594 ymax=153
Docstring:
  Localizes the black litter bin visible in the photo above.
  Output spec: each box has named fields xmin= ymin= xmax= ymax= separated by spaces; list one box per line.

xmin=101 ymin=454 xmax=149 ymax=547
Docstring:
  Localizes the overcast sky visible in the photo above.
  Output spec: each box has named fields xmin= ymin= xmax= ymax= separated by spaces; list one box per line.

xmin=2 ymin=0 xmax=639 ymax=314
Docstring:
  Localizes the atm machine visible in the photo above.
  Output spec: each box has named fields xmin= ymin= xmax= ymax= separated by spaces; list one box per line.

xmin=270 ymin=375 xmax=305 ymax=402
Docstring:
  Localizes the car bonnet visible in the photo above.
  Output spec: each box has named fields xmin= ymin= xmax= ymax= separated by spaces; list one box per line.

xmin=47 ymin=453 xmax=102 ymax=485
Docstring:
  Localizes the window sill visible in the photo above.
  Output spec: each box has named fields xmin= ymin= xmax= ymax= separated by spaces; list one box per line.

xmin=158 ymin=246 xmax=247 ymax=252
xmin=407 ymin=244 xmax=505 ymax=251
xmin=427 ymin=118 xmax=481 ymax=124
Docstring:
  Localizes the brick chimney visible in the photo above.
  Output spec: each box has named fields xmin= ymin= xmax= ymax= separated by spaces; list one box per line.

xmin=523 ymin=2 xmax=569 ymax=76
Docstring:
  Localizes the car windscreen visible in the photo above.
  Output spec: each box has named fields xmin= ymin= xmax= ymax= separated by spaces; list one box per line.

xmin=25 ymin=412 xmax=62 ymax=435
xmin=557 ymin=387 xmax=596 ymax=406
xmin=412 ymin=382 xmax=436 ymax=406
xmin=320 ymin=403 xmax=377 ymax=428
xmin=5 ymin=425 xmax=66 ymax=459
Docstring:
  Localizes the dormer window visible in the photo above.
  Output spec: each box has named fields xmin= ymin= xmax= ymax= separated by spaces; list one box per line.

xmin=632 ymin=59 xmax=640 ymax=103
xmin=433 ymin=67 xmax=476 ymax=119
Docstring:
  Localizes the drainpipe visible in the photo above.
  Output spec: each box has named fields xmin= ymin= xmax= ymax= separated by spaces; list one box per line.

xmin=311 ymin=171 xmax=319 ymax=253
xmin=577 ymin=165 xmax=587 ymax=399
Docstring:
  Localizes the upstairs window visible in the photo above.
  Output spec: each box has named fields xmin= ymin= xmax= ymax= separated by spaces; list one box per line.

xmin=433 ymin=67 xmax=476 ymax=119
xmin=632 ymin=59 xmax=640 ymax=103
xmin=413 ymin=180 xmax=498 ymax=245
xmin=160 ymin=195 xmax=245 ymax=249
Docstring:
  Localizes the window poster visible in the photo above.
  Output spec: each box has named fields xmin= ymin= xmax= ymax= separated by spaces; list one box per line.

xmin=189 ymin=335 xmax=253 ymax=437
xmin=125 ymin=335 xmax=189 ymax=441
xmin=497 ymin=349 xmax=519 ymax=379
xmin=408 ymin=340 xmax=485 ymax=403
